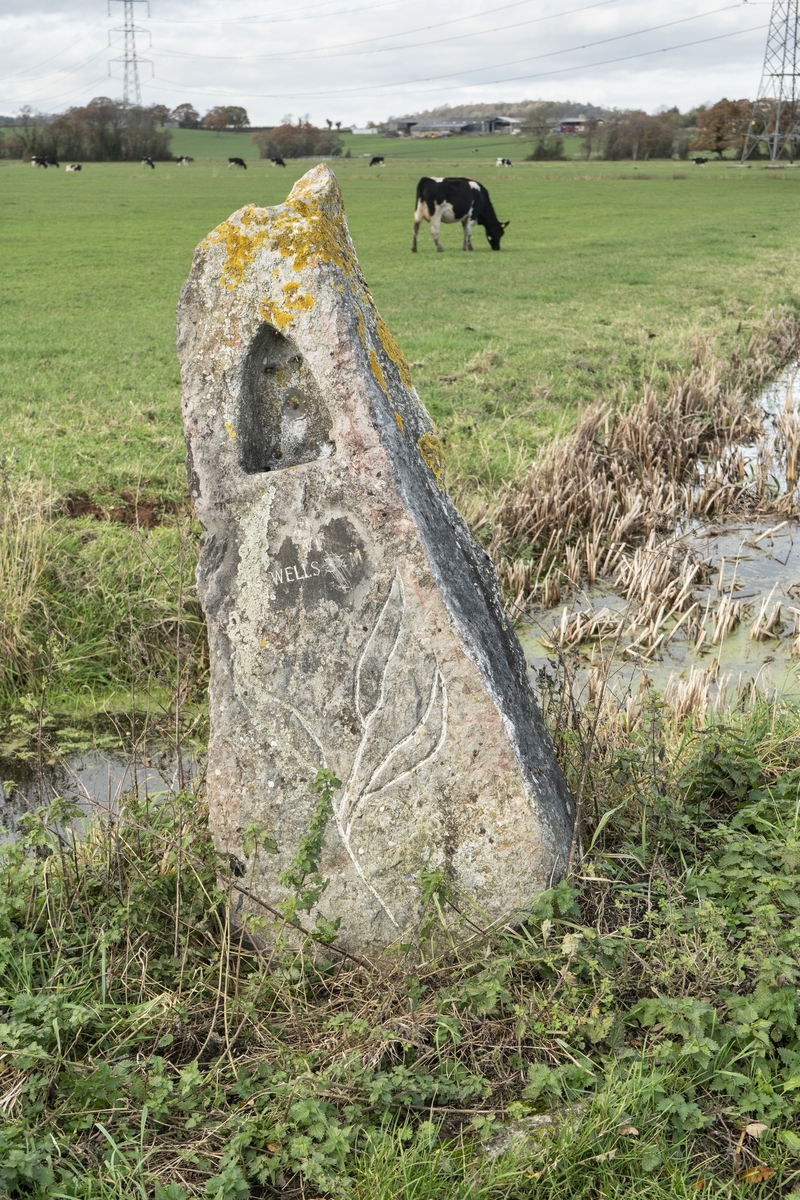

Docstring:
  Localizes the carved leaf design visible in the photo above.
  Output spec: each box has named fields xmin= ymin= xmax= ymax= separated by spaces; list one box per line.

xmin=256 ymin=569 xmax=449 ymax=932
xmin=260 ymin=694 xmax=326 ymax=773
xmin=355 ymin=573 xmax=404 ymax=724
xmin=362 ymin=663 xmax=447 ymax=797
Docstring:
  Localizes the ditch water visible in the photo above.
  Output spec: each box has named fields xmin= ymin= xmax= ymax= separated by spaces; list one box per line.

xmin=3 ymin=367 xmax=800 ymax=833
xmin=0 ymin=748 xmax=199 ymax=840
xmin=520 ymin=365 xmax=800 ymax=709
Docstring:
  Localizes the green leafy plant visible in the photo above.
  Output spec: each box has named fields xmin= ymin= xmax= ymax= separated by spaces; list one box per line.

xmin=277 ymin=768 xmax=341 ymax=937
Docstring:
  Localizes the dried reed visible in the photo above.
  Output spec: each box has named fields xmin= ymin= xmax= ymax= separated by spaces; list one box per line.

xmin=664 ymin=665 xmax=712 ymax=725
xmin=543 ymin=606 xmax=623 ymax=650
xmin=750 ymin=586 xmax=783 ymax=640
xmin=0 ymin=475 xmax=51 ymax=692
xmin=711 ymin=593 xmax=746 ymax=646
xmin=483 ymin=313 xmax=800 ymax=609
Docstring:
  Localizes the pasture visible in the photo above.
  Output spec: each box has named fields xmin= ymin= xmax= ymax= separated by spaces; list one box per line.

xmin=4 ymin=138 xmax=800 ymax=504
xmin=5 ymin=136 xmax=800 ymax=1199
xmin=4 ymin=137 xmax=800 ymax=712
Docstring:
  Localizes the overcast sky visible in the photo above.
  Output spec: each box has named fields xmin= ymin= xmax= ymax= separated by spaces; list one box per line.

xmin=0 ymin=0 xmax=772 ymax=125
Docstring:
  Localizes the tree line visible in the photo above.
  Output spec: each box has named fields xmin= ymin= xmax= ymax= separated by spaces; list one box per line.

xmin=1 ymin=100 xmax=172 ymax=162
xmin=0 ymin=99 xmax=348 ymax=161
xmin=0 ymin=100 xmax=256 ymax=161
xmin=1 ymin=95 xmax=784 ymax=164
xmin=525 ymin=98 xmax=779 ymax=161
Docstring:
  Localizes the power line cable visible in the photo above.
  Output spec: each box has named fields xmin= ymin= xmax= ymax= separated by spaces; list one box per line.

xmin=151 ymin=21 xmax=766 ymax=99
xmin=154 ymin=0 xmax=745 ymax=62
xmin=1 ymin=0 xmax=611 ymax=103
xmin=1 ymin=49 xmax=113 ymax=107
xmin=1 ymin=71 xmax=117 ymax=110
xmin=453 ymin=21 xmax=769 ymax=89
xmin=1 ymin=21 xmax=106 ymax=81
xmin=151 ymin=0 xmax=506 ymax=25
xmin=152 ymin=0 xmax=404 ymax=22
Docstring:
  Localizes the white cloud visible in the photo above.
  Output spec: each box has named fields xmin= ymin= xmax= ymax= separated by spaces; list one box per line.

xmin=0 ymin=0 xmax=771 ymax=124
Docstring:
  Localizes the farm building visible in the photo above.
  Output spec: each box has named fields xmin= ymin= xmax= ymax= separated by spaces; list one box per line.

xmin=385 ymin=114 xmax=522 ymax=137
xmin=555 ymin=115 xmax=603 ymax=134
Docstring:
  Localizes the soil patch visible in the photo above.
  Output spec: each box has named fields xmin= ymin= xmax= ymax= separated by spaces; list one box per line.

xmin=64 ymin=489 xmax=185 ymax=528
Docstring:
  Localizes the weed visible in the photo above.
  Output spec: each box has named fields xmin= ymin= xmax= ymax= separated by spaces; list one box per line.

xmin=487 ymin=312 xmax=800 ymax=613
xmin=0 ymin=683 xmax=800 ymax=1195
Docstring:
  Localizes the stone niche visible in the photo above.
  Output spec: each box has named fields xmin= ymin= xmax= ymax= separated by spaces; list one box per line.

xmin=177 ymin=164 xmax=573 ymax=954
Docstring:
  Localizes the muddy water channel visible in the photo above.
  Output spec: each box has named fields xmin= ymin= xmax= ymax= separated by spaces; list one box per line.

xmin=5 ymin=365 xmax=800 ymax=833
xmin=521 ymin=365 xmax=800 ymax=709
xmin=0 ymin=748 xmax=199 ymax=839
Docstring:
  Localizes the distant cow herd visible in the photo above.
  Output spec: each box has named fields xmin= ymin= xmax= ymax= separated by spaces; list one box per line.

xmin=27 ymin=152 xmax=512 ymax=253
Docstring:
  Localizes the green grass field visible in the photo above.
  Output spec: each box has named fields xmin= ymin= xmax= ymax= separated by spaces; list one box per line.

xmin=4 ymin=133 xmax=800 ymax=712
xmin=4 ymin=134 xmax=800 ymax=505
xmin=5 ymin=132 xmax=800 ymax=1200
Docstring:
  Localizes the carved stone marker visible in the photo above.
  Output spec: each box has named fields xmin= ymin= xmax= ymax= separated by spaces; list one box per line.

xmin=177 ymin=165 xmax=573 ymax=953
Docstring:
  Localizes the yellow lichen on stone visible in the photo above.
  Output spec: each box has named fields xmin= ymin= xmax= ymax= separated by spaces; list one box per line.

xmin=418 ymin=433 xmax=446 ymax=490
xmin=204 ymin=205 xmax=271 ymax=291
xmin=375 ymin=314 xmax=413 ymax=390
xmin=258 ymin=283 xmax=315 ymax=333
xmin=394 ymin=412 xmax=404 ymax=433
xmin=258 ymin=298 xmax=293 ymax=333
xmin=269 ymin=184 xmax=358 ymax=281
xmin=355 ymin=309 xmax=367 ymax=348
xmin=282 ymin=281 xmax=314 ymax=313
xmin=224 ymin=421 xmax=237 ymax=439
xmin=369 ymin=349 xmax=387 ymax=392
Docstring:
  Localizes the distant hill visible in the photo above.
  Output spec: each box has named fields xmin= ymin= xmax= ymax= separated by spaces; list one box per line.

xmin=388 ymin=100 xmax=611 ymax=123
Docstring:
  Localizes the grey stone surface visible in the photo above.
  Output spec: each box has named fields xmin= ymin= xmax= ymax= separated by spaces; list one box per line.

xmin=177 ymin=164 xmax=573 ymax=953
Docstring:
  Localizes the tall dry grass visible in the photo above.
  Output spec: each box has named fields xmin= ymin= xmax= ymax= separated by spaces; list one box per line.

xmin=0 ymin=474 xmax=50 ymax=693
xmin=471 ymin=312 xmax=800 ymax=613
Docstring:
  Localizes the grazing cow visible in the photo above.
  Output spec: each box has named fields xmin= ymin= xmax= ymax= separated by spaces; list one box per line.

xmin=692 ymin=156 xmax=709 ymax=165
xmin=46 ymin=156 xmax=59 ymax=167
xmin=228 ymin=157 xmax=247 ymax=169
xmin=412 ymin=176 xmax=509 ymax=253
xmin=175 ymin=155 xmax=194 ymax=165
xmin=471 ymin=147 xmax=479 ymax=153
xmin=496 ymin=157 xmax=513 ymax=167
xmin=141 ymin=156 xmax=155 ymax=169
xmin=65 ymin=163 xmax=82 ymax=172
xmin=31 ymin=156 xmax=47 ymax=167
xmin=271 ymin=156 xmax=286 ymax=167
xmin=370 ymin=155 xmax=385 ymax=166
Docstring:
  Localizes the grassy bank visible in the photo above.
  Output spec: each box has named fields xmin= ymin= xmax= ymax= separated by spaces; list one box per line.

xmin=3 ymin=148 xmax=800 ymax=712
xmin=4 ymin=137 xmax=800 ymax=1199
xmin=4 ymin=151 xmax=800 ymax=502
xmin=2 ymin=687 xmax=800 ymax=1197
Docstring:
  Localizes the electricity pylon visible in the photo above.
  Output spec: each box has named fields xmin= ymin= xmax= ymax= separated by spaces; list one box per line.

xmin=108 ymin=0 xmax=151 ymax=107
xmin=742 ymin=0 xmax=800 ymax=163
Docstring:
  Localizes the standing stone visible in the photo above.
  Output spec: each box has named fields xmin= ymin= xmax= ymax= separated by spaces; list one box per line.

xmin=177 ymin=165 xmax=573 ymax=954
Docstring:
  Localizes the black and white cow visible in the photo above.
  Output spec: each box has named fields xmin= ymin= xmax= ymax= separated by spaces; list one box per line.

xmin=370 ymin=155 xmax=384 ymax=166
xmin=31 ymin=156 xmax=47 ymax=167
xmin=692 ymin=156 xmax=709 ymax=165
xmin=175 ymin=155 xmax=194 ymax=165
xmin=496 ymin=157 xmax=512 ymax=167
xmin=141 ymin=156 xmax=155 ymax=169
xmin=412 ymin=177 xmax=508 ymax=252
xmin=271 ymin=156 xmax=286 ymax=167
xmin=228 ymin=157 xmax=247 ymax=169
xmin=65 ymin=163 xmax=82 ymax=172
